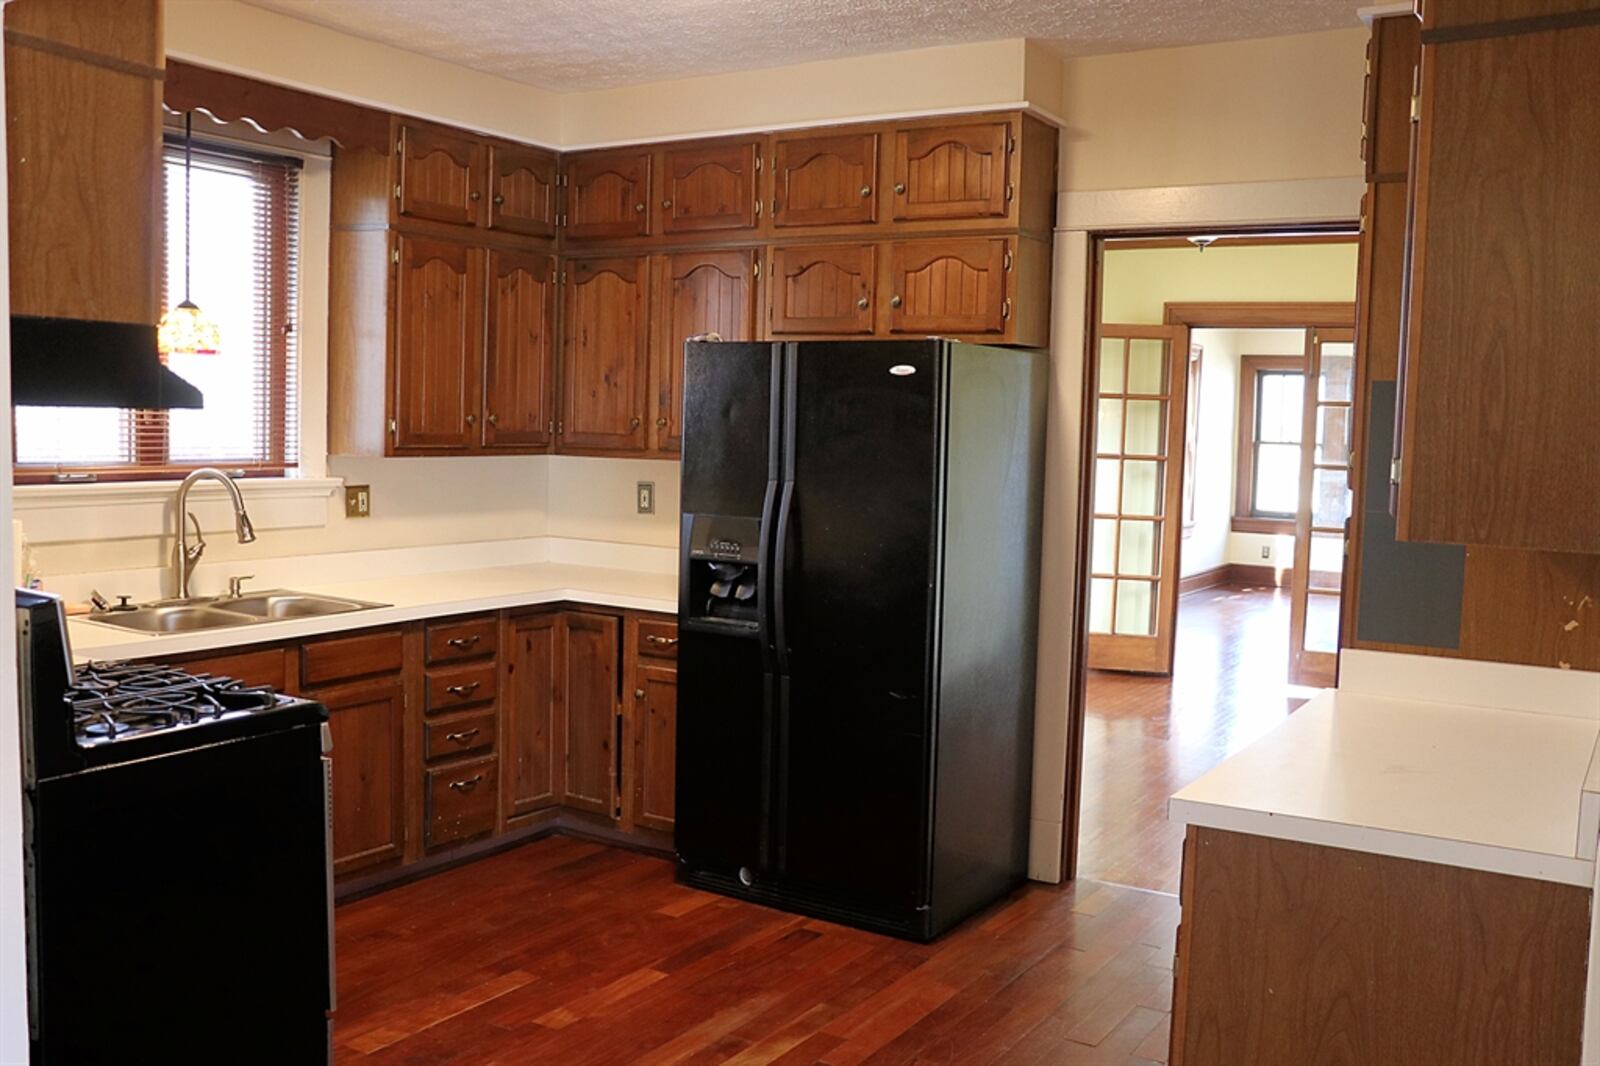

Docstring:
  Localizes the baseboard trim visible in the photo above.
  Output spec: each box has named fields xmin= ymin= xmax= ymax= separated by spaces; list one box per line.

xmin=1228 ymin=562 xmax=1291 ymax=588
xmin=1179 ymin=565 xmax=1231 ymax=595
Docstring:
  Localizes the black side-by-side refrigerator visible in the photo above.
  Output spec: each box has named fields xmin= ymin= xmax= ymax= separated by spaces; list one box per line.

xmin=675 ymin=339 xmax=1047 ymax=942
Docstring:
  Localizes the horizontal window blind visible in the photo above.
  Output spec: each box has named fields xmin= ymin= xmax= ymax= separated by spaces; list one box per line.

xmin=14 ymin=138 xmax=301 ymax=482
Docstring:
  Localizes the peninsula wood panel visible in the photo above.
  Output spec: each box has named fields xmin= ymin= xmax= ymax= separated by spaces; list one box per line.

xmin=559 ymin=612 xmax=621 ymax=818
xmin=652 ymin=248 xmax=758 ymax=452
xmin=561 ymin=256 xmax=650 ymax=451
xmin=1399 ymin=19 xmax=1600 ymax=552
xmin=486 ymin=143 xmax=558 ymax=238
xmin=397 ymin=122 xmax=482 ymax=227
xmin=892 ymin=120 xmax=1010 ymax=221
xmin=768 ymin=243 xmax=876 ymax=334
xmin=324 ymin=679 xmax=407 ymax=877
xmin=1172 ymin=826 xmax=1588 ymax=1066
xmin=565 ymin=149 xmax=652 ymax=241
xmin=886 ymin=237 xmax=1009 ymax=335
xmin=771 ymin=131 xmax=879 ymax=228
xmin=391 ymin=234 xmax=484 ymax=452
xmin=659 ymin=140 xmax=761 ymax=235
xmin=503 ymin=612 xmax=560 ymax=821
xmin=482 ymin=250 xmax=556 ymax=450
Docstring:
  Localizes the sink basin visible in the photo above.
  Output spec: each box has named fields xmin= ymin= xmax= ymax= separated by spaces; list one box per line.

xmin=88 ymin=603 xmax=261 ymax=633
xmin=214 ymin=591 xmax=386 ymax=620
xmin=86 ymin=590 xmax=387 ymax=633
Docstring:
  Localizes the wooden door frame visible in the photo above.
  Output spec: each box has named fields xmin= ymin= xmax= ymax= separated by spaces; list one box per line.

xmin=1062 ymin=241 xmax=1358 ymax=883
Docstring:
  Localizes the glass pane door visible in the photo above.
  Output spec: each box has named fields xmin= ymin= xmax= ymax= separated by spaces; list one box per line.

xmin=1087 ymin=325 xmax=1189 ymax=675
xmin=1290 ymin=328 xmax=1355 ymax=686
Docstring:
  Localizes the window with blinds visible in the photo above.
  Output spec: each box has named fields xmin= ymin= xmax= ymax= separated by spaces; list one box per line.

xmin=13 ymin=138 xmax=301 ymax=482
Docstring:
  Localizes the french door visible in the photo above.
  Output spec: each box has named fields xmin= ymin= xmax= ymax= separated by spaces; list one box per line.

xmin=1288 ymin=328 xmax=1356 ymax=686
xmin=1087 ymin=324 xmax=1190 ymax=675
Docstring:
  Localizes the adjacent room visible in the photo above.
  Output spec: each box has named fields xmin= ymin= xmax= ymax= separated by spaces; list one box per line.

xmin=1 ymin=2 xmax=1597 ymax=1065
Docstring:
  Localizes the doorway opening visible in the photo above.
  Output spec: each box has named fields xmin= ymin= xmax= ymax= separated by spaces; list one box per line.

xmin=1073 ymin=233 xmax=1358 ymax=893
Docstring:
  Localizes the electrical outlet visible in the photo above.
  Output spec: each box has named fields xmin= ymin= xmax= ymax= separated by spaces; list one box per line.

xmin=1260 ymin=544 xmax=1272 ymax=560
xmin=345 ymin=484 xmax=372 ymax=518
xmin=636 ymin=481 xmax=655 ymax=515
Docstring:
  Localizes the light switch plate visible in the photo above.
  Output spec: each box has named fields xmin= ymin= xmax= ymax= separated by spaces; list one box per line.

xmin=1260 ymin=544 xmax=1271 ymax=559
xmin=636 ymin=481 xmax=655 ymax=515
xmin=345 ymin=484 xmax=372 ymax=518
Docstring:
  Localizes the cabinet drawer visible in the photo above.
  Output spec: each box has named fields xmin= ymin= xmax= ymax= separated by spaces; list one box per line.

xmin=424 ymin=709 xmax=497 ymax=762
xmin=637 ymin=619 xmax=679 ymax=662
xmin=425 ymin=756 xmax=497 ymax=850
xmin=426 ymin=616 xmax=498 ymax=664
xmin=301 ymin=629 xmax=404 ymax=688
xmin=426 ymin=662 xmax=498 ymax=713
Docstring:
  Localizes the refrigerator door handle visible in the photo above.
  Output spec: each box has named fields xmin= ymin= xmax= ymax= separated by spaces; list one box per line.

xmin=756 ymin=477 xmax=779 ymax=670
xmin=772 ymin=478 xmax=796 ymax=675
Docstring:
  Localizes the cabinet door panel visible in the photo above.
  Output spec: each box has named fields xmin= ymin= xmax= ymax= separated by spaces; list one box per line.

xmin=630 ymin=663 xmax=677 ymax=833
xmin=397 ymin=123 xmax=482 ymax=226
xmin=561 ymin=256 xmax=650 ymax=450
xmin=326 ymin=680 xmax=405 ymax=877
xmin=888 ymin=237 xmax=1009 ymax=335
xmin=654 ymin=249 xmax=757 ymax=452
xmin=772 ymin=132 xmax=879 ymax=227
xmin=504 ymin=613 xmax=559 ymax=819
xmin=661 ymin=141 xmax=759 ymax=234
xmin=487 ymin=144 xmax=558 ymax=237
xmin=769 ymin=244 xmax=876 ymax=335
xmin=892 ymin=122 xmax=1010 ymax=221
xmin=484 ymin=251 xmax=556 ymax=450
xmin=392 ymin=234 xmax=483 ymax=452
xmin=566 ymin=150 xmax=651 ymax=240
xmin=560 ymin=612 xmax=620 ymax=818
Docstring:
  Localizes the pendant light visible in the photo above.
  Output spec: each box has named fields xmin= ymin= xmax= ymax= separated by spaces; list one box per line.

xmin=156 ymin=110 xmax=221 ymax=356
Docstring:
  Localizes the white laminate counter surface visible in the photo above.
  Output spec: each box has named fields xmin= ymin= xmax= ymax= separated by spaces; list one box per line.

xmin=1169 ymin=688 xmax=1600 ymax=886
xmin=66 ymin=562 xmax=678 ymax=663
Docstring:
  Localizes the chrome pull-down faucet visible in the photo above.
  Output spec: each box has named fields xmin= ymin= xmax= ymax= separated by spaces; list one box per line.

xmin=174 ymin=468 xmax=256 ymax=599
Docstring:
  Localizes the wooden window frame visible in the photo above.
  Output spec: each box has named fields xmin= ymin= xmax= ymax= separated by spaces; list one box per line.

xmin=1180 ymin=343 xmax=1203 ymax=537
xmin=13 ymin=137 xmax=299 ymax=485
xmin=1233 ymin=355 xmax=1306 ymax=534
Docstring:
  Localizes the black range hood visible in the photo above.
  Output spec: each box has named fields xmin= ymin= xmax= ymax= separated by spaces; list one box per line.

xmin=10 ymin=316 xmax=203 ymax=409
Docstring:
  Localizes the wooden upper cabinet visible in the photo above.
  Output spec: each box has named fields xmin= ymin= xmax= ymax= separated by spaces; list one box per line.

xmin=561 ymin=256 xmax=650 ymax=450
xmin=486 ymin=143 xmax=558 ymax=237
xmin=771 ymin=132 xmax=879 ymax=227
xmin=887 ymin=238 xmax=1010 ymax=335
xmin=560 ymin=612 xmax=621 ymax=818
xmin=892 ymin=121 xmax=1011 ymax=221
xmin=660 ymin=140 xmax=761 ymax=235
xmin=503 ymin=612 xmax=559 ymax=820
xmin=654 ymin=249 xmax=757 ymax=452
xmin=769 ymin=244 xmax=876 ymax=334
xmin=483 ymin=251 xmax=556 ymax=450
xmin=1398 ymin=16 xmax=1600 ymax=553
xmin=565 ymin=149 xmax=652 ymax=240
xmin=392 ymin=234 xmax=484 ymax=452
xmin=397 ymin=123 xmax=483 ymax=227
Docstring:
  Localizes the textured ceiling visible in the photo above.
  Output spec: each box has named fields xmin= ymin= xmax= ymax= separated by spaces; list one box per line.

xmin=237 ymin=0 xmax=1358 ymax=92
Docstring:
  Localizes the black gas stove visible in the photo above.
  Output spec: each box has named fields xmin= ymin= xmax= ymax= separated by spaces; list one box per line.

xmin=17 ymin=590 xmax=335 ymax=1065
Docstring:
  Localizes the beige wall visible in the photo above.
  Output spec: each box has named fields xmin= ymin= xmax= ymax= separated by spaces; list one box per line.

xmin=1100 ymin=242 xmax=1360 ymax=324
xmin=1058 ymin=29 xmax=1368 ymax=191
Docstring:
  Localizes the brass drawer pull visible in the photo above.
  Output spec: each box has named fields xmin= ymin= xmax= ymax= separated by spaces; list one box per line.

xmin=448 ymin=774 xmax=483 ymax=792
xmin=446 ymin=681 xmax=481 ymax=698
xmin=446 ymin=635 xmax=480 ymax=650
xmin=445 ymin=728 xmax=481 ymax=744
xmin=645 ymin=635 xmax=679 ymax=646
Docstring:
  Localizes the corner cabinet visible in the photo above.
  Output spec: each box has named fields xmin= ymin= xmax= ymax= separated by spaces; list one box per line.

xmin=1394 ymin=0 xmax=1600 ymax=553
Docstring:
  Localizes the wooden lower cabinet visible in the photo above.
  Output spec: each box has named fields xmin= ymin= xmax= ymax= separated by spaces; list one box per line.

xmin=559 ymin=611 xmax=622 ymax=817
xmin=502 ymin=611 xmax=560 ymax=821
xmin=628 ymin=663 xmax=677 ymax=833
xmin=322 ymin=678 xmax=407 ymax=878
xmin=1170 ymin=826 xmax=1589 ymax=1066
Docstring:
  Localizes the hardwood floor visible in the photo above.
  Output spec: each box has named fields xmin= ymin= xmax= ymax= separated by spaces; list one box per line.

xmin=1076 ymin=585 xmax=1309 ymax=894
xmin=334 ymin=836 xmax=1180 ymax=1065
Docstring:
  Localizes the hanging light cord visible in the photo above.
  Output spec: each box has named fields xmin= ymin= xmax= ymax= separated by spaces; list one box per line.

xmin=183 ymin=110 xmax=193 ymax=303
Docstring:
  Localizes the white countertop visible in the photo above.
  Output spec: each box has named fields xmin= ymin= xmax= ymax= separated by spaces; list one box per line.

xmin=1170 ymin=651 xmax=1600 ymax=887
xmin=67 ymin=561 xmax=678 ymax=664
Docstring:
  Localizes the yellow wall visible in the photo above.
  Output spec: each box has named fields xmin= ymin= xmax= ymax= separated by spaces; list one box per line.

xmin=1100 ymin=242 xmax=1361 ymax=323
xmin=1058 ymin=29 xmax=1368 ymax=191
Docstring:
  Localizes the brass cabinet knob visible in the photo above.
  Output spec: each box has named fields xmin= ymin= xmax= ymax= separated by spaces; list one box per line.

xmin=859 ymin=185 xmax=872 ymax=197
xmin=465 ymin=413 xmax=477 ymax=426
xmin=856 ymin=297 xmax=870 ymax=310
xmin=635 ymin=688 xmax=645 ymax=699
xmin=492 ymin=194 xmax=505 ymax=205
xmin=661 ymin=198 xmax=673 ymax=209
xmin=630 ymin=416 xmax=642 ymax=429
xmin=894 ymin=182 xmax=906 ymax=194
xmin=890 ymin=294 xmax=903 ymax=308
xmin=469 ymin=191 xmax=482 ymax=201
xmin=634 ymin=202 xmax=646 ymax=212
xmin=486 ymin=413 xmax=498 ymax=426
xmin=656 ymin=417 xmax=668 ymax=428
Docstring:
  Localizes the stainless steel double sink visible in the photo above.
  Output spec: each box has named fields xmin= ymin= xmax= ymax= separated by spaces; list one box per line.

xmin=87 ymin=590 xmax=389 ymax=633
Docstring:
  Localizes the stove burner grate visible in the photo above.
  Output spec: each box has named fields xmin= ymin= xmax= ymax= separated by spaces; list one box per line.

xmin=66 ymin=662 xmax=284 ymax=743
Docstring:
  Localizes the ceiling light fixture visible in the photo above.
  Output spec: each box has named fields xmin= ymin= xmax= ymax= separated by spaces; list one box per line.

xmin=156 ymin=111 xmax=221 ymax=356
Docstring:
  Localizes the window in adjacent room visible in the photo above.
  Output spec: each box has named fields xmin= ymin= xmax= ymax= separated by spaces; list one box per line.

xmin=13 ymin=137 xmax=300 ymax=482
xmin=1234 ymin=356 xmax=1305 ymax=527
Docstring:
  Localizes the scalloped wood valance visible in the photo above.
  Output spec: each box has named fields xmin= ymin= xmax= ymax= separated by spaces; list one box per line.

xmin=164 ymin=60 xmax=391 ymax=155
